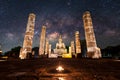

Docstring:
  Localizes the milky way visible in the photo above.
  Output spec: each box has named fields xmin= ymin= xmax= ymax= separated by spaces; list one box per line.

xmin=0 ymin=0 xmax=120 ymax=52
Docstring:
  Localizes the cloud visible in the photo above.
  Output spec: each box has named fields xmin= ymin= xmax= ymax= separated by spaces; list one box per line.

xmin=104 ymin=29 xmax=119 ymax=36
xmin=5 ymin=32 xmax=14 ymax=40
xmin=62 ymin=33 xmax=68 ymax=39
xmin=47 ymin=32 xmax=59 ymax=41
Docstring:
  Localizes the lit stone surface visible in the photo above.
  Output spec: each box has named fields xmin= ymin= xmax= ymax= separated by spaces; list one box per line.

xmin=48 ymin=44 xmax=57 ymax=58
xmin=83 ymin=11 xmax=101 ymax=58
xmin=71 ymin=41 xmax=75 ymax=56
xmin=62 ymin=47 xmax=72 ymax=58
xmin=49 ymin=44 xmax=51 ymax=55
xmin=75 ymin=31 xmax=81 ymax=57
xmin=39 ymin=26 xmax=46 ymax=55
xmin=54 ymin=35 xmax=67 ymax=57
xmin=45 ymin=39 xmax=49 ymax=55
xmin=19 ymin=13 xmax=35 ymax=59
xmin=0 ymin=45 xmax=2 ymax=54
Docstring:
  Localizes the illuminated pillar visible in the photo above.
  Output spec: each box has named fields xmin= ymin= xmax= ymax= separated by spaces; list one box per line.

xmin=69 ymin=46 xmax=71 ymax=54
xmin=19 ymin=13 xmax=35 ymax=59
xmin=39 ymin=26 xmax=46 ymax=55
xmin=0 ymin=45 xmax=2 ymax=55
xmin=45 ymin=39 xmax=49 ymax=55
xmin=75 ymin=31 xmax=81 ymax=55
xmin=71 ymin=41 xmax=75 ymax=55
xmin=83 ymin=11 xmax=101 ymax=58
xmin=69 ymin=46 xmax=72 ymax=58
xmin=49 ymin=44 xmax=51 ymax=55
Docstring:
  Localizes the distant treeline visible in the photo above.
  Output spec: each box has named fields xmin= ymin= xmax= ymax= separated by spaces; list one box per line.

xmin=101 ymin=45 xmax=120 ymax=58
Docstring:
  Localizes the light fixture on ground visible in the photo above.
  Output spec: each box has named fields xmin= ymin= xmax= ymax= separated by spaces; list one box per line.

xmin=58 ymin=77 xmax=65 ymax=80
xmin=56 ymin=66 xmax=64 ymax=72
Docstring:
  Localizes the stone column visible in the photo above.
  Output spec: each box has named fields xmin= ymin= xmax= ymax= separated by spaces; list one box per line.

xmin=75 ymin=31 xmax=81 ymax=57
xmin=45 ymin=39 xmax=49 ymax=55
xmin=71 ymin=41 xmax=75 ymax=56
xmin=83 ymin=11 xmax=101 ymax=58
xmin=39 ymin=26 xmax=46 ymax=55
xmin=19 ymin=13 xmax=35 ymax=59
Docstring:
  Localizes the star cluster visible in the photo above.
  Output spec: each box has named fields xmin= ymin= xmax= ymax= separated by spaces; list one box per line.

xmin=0 ymin=0 xmax=120 ymax=52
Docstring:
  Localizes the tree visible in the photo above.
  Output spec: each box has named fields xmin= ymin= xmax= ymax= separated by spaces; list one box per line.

xmin=4 ymin=46 xmax=21 ymax=58
xmin=101 ymin=45 xmax=120 ymax=58
xmin=80 ymin=39 xmax=87 ymax=57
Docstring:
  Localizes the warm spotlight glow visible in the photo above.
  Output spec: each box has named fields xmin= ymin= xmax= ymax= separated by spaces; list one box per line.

xmin=56 ymin=66 xmax=64 ymax=72
xmin=58 ymin=77 xmax=65 ymax=80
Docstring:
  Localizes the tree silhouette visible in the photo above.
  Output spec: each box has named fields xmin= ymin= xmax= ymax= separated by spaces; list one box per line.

xmin=4 ymin=46 xmax=21 ymax=58
xmin=101 ymin=45 xmax=120 ymax=58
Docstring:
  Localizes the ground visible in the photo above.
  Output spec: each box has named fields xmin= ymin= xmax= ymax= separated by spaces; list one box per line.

xmin=0 ymin=58 xmax=120 ymax=80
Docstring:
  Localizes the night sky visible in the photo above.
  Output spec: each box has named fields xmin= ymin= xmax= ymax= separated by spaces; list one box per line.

xmin=0 ymin=0 xmax=120 ymax=53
